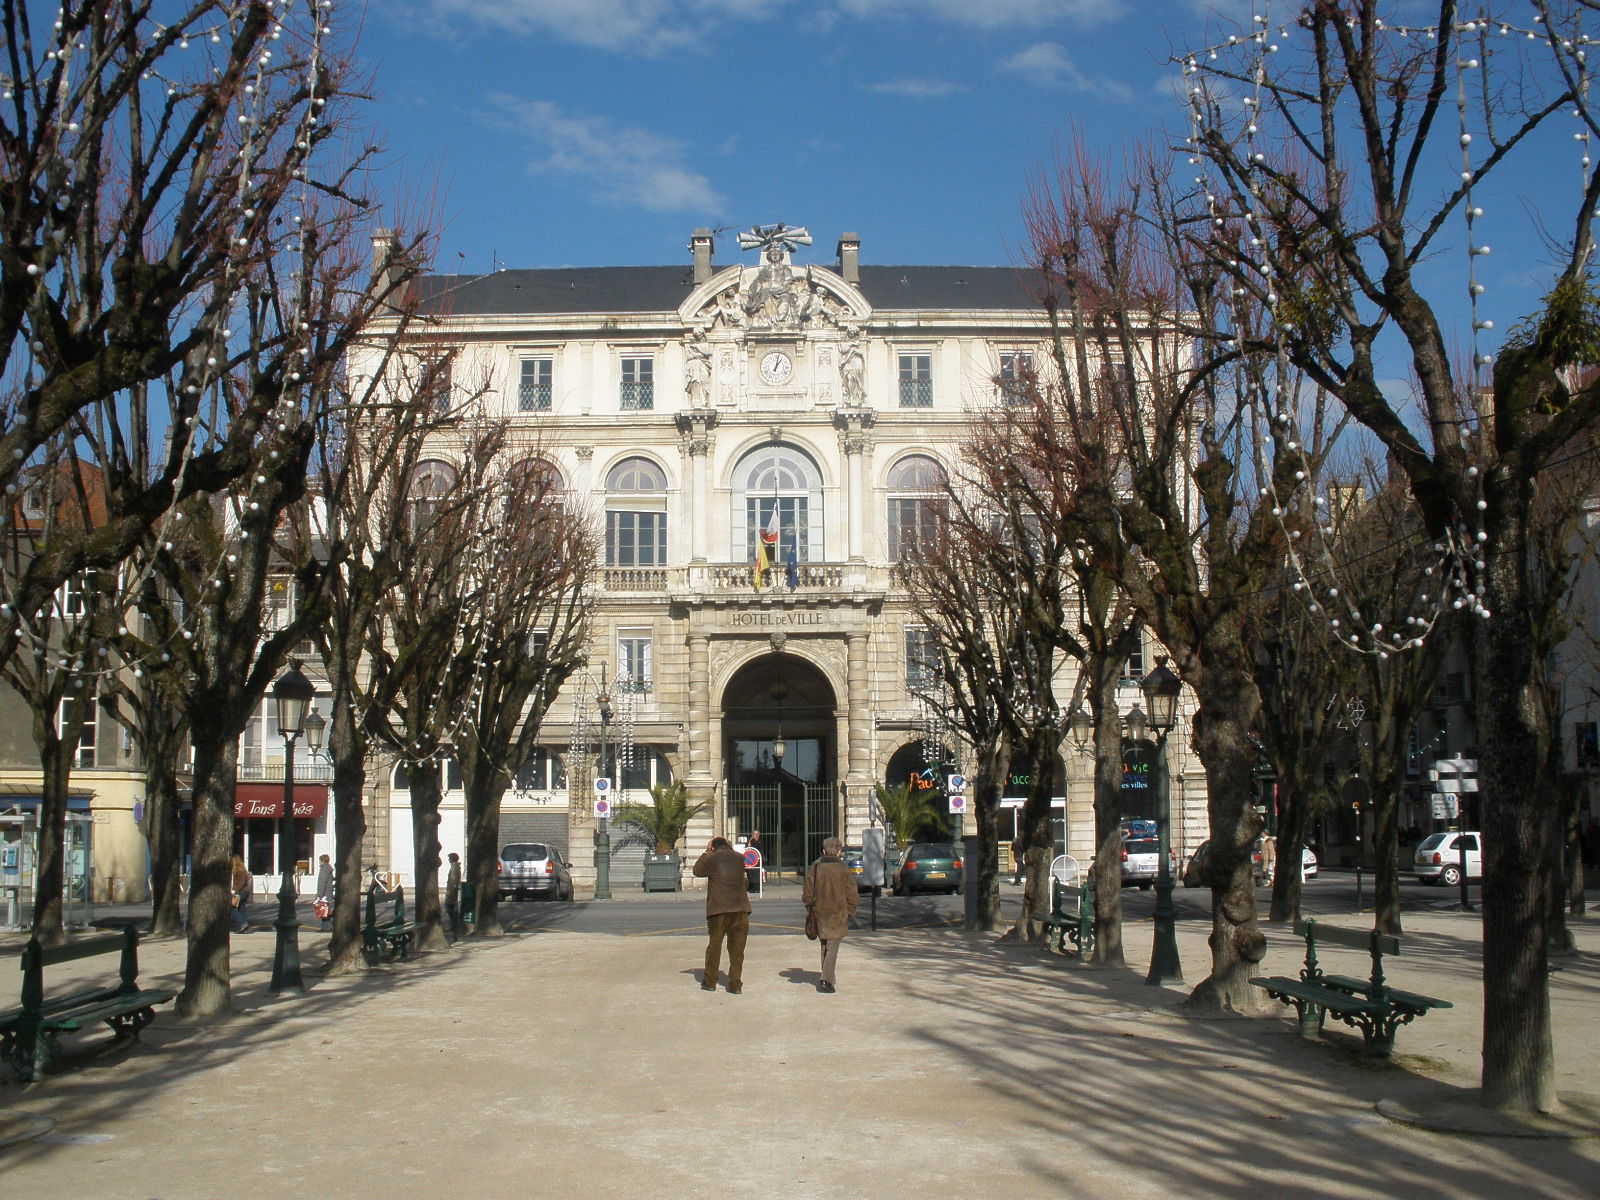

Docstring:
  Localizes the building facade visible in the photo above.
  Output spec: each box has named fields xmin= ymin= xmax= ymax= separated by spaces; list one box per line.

xmin=364 ymin=223 xmax=1210 ymax=889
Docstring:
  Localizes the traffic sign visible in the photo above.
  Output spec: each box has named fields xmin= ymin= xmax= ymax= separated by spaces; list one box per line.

xmin=593 ymin=796 xmax=611 ymax=820
xmin=594 ymin=777 xmax=611 ymax=794
xmin=947 ymin=774 xmax=966 ymax=794
xmin=948 ymin=794 xmax=967 ymax=814
xmin=1430 ymin=793 xmax=1459 ymax=819
xmin=743 ymin=847 xmax=762 ymax=868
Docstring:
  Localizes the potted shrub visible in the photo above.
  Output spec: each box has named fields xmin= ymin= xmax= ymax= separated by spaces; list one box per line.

xmin=615 ymin=780 xmax=708 ymax=891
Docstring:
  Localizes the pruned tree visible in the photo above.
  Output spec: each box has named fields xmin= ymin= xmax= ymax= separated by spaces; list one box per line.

xmin=1178 ymin=0 xmax=1600 ymax=1110
xmin=1022 ymin=142 xmax=1344 ymax=1012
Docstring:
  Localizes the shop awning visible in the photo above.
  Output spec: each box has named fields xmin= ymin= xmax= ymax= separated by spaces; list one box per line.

xmin=0 ymin=791 xmax=94 ymax=811
xmin=233 ymin=783 xmax=329 ymax=820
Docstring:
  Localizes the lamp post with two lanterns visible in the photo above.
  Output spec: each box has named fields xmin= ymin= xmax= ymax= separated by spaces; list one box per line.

xmin=270 ymin=661 xmax=324 ymax=994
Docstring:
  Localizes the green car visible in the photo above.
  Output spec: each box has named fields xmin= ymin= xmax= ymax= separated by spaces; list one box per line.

xmin=891 ymin=842 xmax=964 ymax=896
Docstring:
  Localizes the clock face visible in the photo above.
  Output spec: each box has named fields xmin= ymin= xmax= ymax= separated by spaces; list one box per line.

xmin=759 ymin=351 xmax=793 ymax=385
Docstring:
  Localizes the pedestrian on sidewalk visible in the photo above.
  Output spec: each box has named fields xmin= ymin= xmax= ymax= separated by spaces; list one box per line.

xmin=444 ymin=852 xmax=462 ymax=937
xmin=315 ymin=853 xmax=334 ymax=931
xmin=1011 ymin=836 xmax=1027 ymax=886
xmin=803 ymin=837 xmax=858 ymax=994
xmin=744 ymin=829 xmax=763 ymax=893
xmin=230 ymin=854 xmax=252 ymax=933
xmin=693 ymin=837 xmax=751 ymax=993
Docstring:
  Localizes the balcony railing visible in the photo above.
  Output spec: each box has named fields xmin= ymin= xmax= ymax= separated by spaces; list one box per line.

xmin=236 ymin=761 xmax=336 ymax=783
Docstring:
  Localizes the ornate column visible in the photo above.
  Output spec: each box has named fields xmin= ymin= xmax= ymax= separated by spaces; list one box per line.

xmin=687 ymin=632 xmax=713 ymax=793
xmin=833 ymin=408 xmax=874 ymax=563
xmin=842 ymin=631 xmax=873 ymax=834
xmin=675 ymin=409 xmax=717 ymax=563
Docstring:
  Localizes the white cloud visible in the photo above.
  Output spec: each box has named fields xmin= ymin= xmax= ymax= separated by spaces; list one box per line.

xmin=835 ymin=0 xmax=1125 ymax=28
xmin=866 ymin=78 xmax=967 ymax=99
xmin=491 ymin=97 xmax=725 ymax=214
xmin=418 ymin=0 xmax=1123 ymax=54
xmin=997 ymin=41 xmax=1132 ymax=101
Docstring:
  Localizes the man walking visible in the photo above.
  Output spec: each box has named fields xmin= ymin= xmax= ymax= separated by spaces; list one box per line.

xmin=693 ymin=837 xmax=751 ymax=994
xmin=445 ymin=852 xmax=462 ymax=937
xmin=803 ymin=837 xmax=858 ymax=994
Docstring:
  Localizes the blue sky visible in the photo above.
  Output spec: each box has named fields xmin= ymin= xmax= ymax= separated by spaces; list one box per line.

xmin=355 ymin=0 xmax=1590 ymax=386
xmin=363 ymin=0 xmax=1225 ymax=271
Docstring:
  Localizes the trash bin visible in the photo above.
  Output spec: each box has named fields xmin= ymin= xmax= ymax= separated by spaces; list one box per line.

xmin=642 ymin=854 xmax=681 ymax=893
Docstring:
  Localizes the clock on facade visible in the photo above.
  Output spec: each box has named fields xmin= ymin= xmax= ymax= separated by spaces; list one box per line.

xmin=759 ymin=350 xmax=793 ymax=385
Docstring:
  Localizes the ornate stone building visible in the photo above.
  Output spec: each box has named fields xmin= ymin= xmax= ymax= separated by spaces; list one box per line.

xmin=371 ymin=224 xmax=1202 ymax=888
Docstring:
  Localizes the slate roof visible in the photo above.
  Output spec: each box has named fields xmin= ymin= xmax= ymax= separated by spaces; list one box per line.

xmin=413 ymin=263 xmax=1044 ymax=318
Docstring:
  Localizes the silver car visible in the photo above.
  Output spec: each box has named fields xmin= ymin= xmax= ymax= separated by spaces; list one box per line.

xmin=1120 ymin=838 xmax=1161 ymax=889
xmin=497 ymin=842 xmax=574 ymax=901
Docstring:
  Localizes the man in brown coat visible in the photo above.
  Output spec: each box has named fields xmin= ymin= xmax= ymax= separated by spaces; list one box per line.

xmin=802 ymin=836 xmax=858 ymax=993
xmin=692 ymin=837 xmax=752 ymax=993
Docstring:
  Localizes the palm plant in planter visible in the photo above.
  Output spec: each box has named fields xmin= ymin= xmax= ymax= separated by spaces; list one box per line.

xmin=615 ymin=780 xmax=708 ymax=890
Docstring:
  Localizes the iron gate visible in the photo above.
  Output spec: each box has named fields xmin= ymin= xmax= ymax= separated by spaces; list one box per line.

xmin=725 ymin=783 xmax=835 ymax=881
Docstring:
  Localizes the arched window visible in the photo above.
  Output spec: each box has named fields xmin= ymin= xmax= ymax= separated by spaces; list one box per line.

xmin=507 ymin=457 xmax=565 ymax=508
xmin=732 ymin=447 xmax=823 ymax=563
xmin=886 ymin=455 xmax=947 ymax=561
xmin=408 ymin=459 xmax=456 ymax=529
xmin=605 ymin=455 xmax=668 ymax=567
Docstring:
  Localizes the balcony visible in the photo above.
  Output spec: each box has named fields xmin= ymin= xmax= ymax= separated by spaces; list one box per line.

xmin=236 ymin=760 xmax=335 ymax=783
xmin=594 ymin=562 xmax=876 ymax=597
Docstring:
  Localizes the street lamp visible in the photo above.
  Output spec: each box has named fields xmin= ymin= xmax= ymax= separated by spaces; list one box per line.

xmin=269 ymin=661 xmax=316 ymax=993
xmin=1068 ymin=707 xmax=1095 ymax=755
xmin=1140 ymin=657 xmax=1183 ymax=986
xmin=594 ymin=669 xmax=613 ymax=901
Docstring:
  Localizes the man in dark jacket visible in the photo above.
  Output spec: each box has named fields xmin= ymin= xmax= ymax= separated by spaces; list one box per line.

xmin=693 ymin=837 xmax=753 ymax=994
xmin=802 ymin=837 xmax=859 ymax=993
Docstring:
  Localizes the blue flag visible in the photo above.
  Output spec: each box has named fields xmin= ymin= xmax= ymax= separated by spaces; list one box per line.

xmin=786 ymin=543 xmax=799 ymax=590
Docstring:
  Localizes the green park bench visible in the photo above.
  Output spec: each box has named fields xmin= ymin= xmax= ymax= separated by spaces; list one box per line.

xmin=1044 ymin=878 xmax=1095 ymax=957
xmin=1250 ymin=917 xmax=1451 ymax=1057
xmin=362 ymin=884 xmax=417 ymax=962
xmin=0 ymin=926 xmax=175 ymax=1082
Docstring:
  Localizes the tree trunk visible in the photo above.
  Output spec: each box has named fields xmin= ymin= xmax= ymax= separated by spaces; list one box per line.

xmin=1267 ymin=764 xmax=1313 ymax=927
xmin=1184 ymin=665 xmax=1268 ymax=1015
xmin=407 ymin=759 xmax=447 ymax=952
xmin=463 ymin=765 xmax=510 ymax=937
xmin=970 ymin=738 xmax=1007 ymax=931
xmin=1475 ymin=491 xmax=1557 ymax=1112
xmin=1091 ymin=682 xmax=1128 ymax=966
xmin=176 ymin=733 xmax=238 ymax=1019
xmin=145 ymin=732 xmax=187 ymax=938
xmin=28 ymin=728 xmax=70 ymax=946
xmin=1370 ymin=757 xmax=1405 ymax=936
xmin=325 ymin=688 xmax=369 ymax=976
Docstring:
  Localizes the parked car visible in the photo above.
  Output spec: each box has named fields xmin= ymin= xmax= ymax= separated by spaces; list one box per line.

xmin=497 ymin=842 xmax=574 ymax=901
xmin=1120 ymin=838 xmax=1161 ymax=889
xmin=891 ymin=842 xmax=963 ymax=895
xmin=842 ymin=846 xmax=878 ymax=893
xmin=1251 ymin=841 xmax=1319 ymax=883
xmin=1411 ymin=831 xmax=1482 ymax=886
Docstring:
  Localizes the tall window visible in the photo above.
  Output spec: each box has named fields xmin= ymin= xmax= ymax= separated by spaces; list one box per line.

xmin=58 ymin=570 xmax=101 ymax=619
xmin=887 ymin=455 xmax=947 ymax=561
xmin=605 ymin=456 xmax=667 ymax=566
xmin=735 ymin=447 xmax=823 ymax=562
xmin=998 ymin=350 xmax=1034 ymax=404
xmin=620 ymin=748 xmax=674 ymax=792
xmin=905 ymin=627 xmax=939 ymax=690
xmin=621 ymin=356 xmax=654 ymax=410
xmin=59 ymin=695 xmax=96 ymax=769
xmin=516 ymin=748 xmax=567 ymax=791
xmin=619 ymin=632 xmax=653 ymax=691
xmin=518 ymin=358 xmax=553 ymax=412
xmin=1124 ymin=627 xmax=1146 ymax=680
xmin=898 ymin=351 xmax=933 ymax=407
xmin=418 ymin=349 xmax=456 ymax=413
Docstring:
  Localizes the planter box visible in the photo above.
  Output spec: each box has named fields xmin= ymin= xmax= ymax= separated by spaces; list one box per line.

xmin=642 ymin=854 xmax=681 ymax=892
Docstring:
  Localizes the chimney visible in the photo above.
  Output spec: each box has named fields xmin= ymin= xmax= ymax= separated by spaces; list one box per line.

xmin=837 ymin=232 xmax=860 ymax=284
xmin=371 ymin=228 xmax=396 ymax=291
xmin=691 ymin=228 xmax=715 ymax=284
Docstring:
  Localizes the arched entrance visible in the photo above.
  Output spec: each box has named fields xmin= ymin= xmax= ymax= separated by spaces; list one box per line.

xmin=722 ymin=652 xmax=836 ymax=881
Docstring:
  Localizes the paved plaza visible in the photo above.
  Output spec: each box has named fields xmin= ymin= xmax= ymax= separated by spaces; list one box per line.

xmin=1 ymin=889 xmax=1598 ymax=1199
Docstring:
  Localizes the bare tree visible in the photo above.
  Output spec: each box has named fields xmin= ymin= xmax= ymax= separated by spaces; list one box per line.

xmin=1179 ymin=0 xmax=1600 ymax=1110
xmin=1022 ymin=143 xmax=1344 ymax=1013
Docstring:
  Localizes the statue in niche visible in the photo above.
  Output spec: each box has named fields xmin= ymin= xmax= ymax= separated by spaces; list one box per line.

xmin=685 ymin=338 xmax=711 ymax=407
xmin=840 ymin=338 xmax=866 ymax=406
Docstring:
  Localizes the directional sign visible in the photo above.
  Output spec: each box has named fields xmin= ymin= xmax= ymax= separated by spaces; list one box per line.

xmin=948 ymin=794 xmax=968 ymax=814
xmin=947 ymin=774 xmax=966 ymax=794
xmin=1430 ymin=794 xmax=1459 ymax=820
xmin=593 ymin=796 xmax=611 ymax=820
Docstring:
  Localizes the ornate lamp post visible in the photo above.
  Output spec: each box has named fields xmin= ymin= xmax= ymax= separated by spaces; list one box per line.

xmin=1141 ymin=658 xmax=1184 ymax=986
xmin=270 ymin=661 xmax=316 ymax=993
xmin=594 ymin=671 xmax=613 ymax=901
